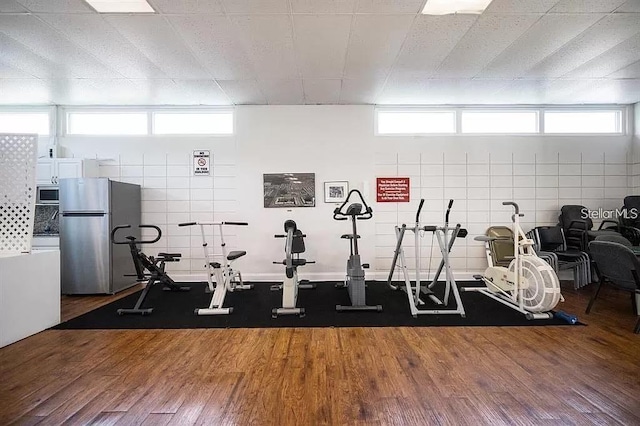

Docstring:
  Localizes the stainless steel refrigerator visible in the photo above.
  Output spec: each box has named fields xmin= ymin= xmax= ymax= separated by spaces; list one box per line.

xmin=60 ymin=178 xmax=141 ymax=294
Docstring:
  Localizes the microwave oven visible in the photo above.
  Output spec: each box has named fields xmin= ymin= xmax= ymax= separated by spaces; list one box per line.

xmin=36 ymin=185 xmax=59 ymax=204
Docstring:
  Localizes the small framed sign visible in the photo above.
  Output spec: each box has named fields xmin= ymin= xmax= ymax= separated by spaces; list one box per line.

xmin=324 ymin=181 xmax=349 ymax=203
xmin=193 ymin=150 xmax=210 ymax=176
xmin=377 ymin=177 xmax=410 ymax=202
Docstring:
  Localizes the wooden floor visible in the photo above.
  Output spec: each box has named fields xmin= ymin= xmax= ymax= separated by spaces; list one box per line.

xmin=1 ymin=284 xmax=639 ymax=425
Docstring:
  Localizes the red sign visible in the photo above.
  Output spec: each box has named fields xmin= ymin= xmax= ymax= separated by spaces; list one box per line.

xmin=377 ymin=177 xmax=410 ymax=202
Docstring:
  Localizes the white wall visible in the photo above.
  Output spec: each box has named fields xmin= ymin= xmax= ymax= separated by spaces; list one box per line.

xmin=57 ymin=105 xmax=634 ymax=281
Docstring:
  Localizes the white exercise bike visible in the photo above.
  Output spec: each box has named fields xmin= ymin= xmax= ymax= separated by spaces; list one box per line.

xmin=463 ymin=202 xmax=563 ymax=319
xmin=178 ymin=221 xmax=253 ymax=315
xmin=271 ymin=219 xmax=315 ymax=317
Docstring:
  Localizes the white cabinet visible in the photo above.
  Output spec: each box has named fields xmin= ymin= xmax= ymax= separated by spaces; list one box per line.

xmin=36 ymin=159 xmax=99 ymax=184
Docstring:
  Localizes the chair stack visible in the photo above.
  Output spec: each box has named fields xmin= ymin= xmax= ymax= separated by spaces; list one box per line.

xmin=528 ymin=226 xmax=591 ymax=289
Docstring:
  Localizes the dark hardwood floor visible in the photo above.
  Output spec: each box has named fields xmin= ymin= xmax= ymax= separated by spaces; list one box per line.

xmin=0 ymin=283 xmax=638 ymax=425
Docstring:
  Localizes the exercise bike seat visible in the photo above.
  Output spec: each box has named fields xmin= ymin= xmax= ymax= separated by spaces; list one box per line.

xmin=277 ymin=259 xmax=308 ymax=267
xmin=158 ymin=253 xmax=181 ymax=262
xmin=341 ymin=234 xmax=360 ymax=239
xmin=227 ymin=250 xmax=247 ymax=261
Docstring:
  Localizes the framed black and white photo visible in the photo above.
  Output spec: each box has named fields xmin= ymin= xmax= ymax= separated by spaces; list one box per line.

xmin=324 ymin=181 xmax=348 ymax=203
xmin=264 ymin=173 xmax=316 ymax=208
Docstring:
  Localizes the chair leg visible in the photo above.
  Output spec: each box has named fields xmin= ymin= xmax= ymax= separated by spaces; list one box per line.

xmin=634 ymin=317 xmax=640 ymax=334
xmin=632 ymin=291 xmax=639 ymax=316
xmin=586 ymin=279 xmax=603 ymax=314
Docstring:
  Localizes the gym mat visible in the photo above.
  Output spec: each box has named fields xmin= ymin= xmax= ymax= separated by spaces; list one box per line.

xmin=53 ymin=281 xmax=583 ymax=329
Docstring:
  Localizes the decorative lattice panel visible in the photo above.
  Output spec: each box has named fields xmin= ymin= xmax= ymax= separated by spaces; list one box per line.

xmin=0 ymin=134 xmax=38 ymax=253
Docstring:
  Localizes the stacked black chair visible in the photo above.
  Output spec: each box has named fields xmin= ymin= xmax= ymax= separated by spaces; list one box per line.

xmin=613 ymin=196 xmax=640 ymax=245
xmin=531 ymin=226 xmax=591 ymax=289
xmin=588 ymin=241 xmax=640 ymax=334
xmin=558 ymin=205 xmax=618 ymax=252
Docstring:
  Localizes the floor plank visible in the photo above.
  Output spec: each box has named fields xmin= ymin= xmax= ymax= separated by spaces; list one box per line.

xmin=0 ymin=284 xmax=638 ymax=425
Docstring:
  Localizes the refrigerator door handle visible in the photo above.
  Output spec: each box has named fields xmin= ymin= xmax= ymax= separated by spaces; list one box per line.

xmin=61 ymin=211 xmax=107 ymax=217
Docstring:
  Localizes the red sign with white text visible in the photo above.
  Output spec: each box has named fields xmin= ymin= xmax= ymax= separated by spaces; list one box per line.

xmin=377 ymin=177 xmax=410 ymax=202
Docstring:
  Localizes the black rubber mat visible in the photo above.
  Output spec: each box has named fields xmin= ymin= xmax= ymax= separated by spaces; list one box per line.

xmin=53 ymin=281 xmax=582 ymax=329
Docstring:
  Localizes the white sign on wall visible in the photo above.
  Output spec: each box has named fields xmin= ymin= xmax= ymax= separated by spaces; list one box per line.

xmin=193 ymin=150 xmax=211 ymax=176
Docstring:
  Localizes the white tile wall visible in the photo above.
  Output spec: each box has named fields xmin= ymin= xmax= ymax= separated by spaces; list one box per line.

xmin=376 ymin=151 xmax=630 ymax=279
xmin=96 ymin=151 xmax=238 ymax=277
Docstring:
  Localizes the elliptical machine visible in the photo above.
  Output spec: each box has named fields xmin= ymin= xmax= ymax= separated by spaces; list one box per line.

xmin=387 ymin=199 xmax=467 ymax=317
xmin=334 ymin=189 xmax=382 ymax=312
xmin=271 ymin=219 xmax=315 ymax=317
xmin=111 ymin=225 xmax=190 ymax=316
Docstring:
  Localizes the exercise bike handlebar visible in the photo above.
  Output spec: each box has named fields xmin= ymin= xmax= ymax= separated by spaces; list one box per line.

xmin=502 ymin=201 xmax=525 ymax=217
xmin=111 ymin=224 xmax=162 ymax=245
xmin=333 ymin=189 xmax=373 ymax=221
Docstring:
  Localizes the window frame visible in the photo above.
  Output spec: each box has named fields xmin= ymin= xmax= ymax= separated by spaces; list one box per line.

xmin=61 ymin=106 xmax=236 ymax=137
xmin=459 ymin=109 xmax=540 ymax=135
xmin=0 ymin=106 xmax=55 ymax=137
xmin=375 ymin=107 xmax=457 ymax=136
xmin=375 ymin=105 xmax=629 ymax=136
xmin=541 ymin=107 xmax=625 ymax=135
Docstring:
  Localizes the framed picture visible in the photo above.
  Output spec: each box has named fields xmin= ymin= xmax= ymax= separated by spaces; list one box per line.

xmin=264 ymin=173 xmax=316 ymax=208
xmin=324 ymin=181 xmax=349 ymax=203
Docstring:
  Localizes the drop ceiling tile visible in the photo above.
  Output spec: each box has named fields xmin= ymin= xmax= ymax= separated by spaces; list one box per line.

xmin=340 ymin=76 xmax=384 ymax=104
xmin=221 ymin=0 xmax=288 ymax=14
xmin=355 ymin=0 xmax=426 ymax=14
xmin=260 ymin=79 xmax=304 ymax=104
xmin=0 ymin=0 xmax=27 ymax=12
xmin=454 ymin=79 xmax=515 ymax=104
xmin=138 ymin=79 xmax=232 ymax=105
xmin=16 ymin=0 xmax=92 ymax=12
xmin=393 ymin=15 xmax=479 ymax=78
xmin=0 ymin=78 xmax=51 ymax=104
xmin=0 ymin=34 xmax=70 ymax=78
xmin=616 ymin=0 xmax=640 ymax=12
xmin=303 ymin=79 xmax=341 ymax=104
xmin=148 ymin=0 xmax=224 ymax=13
xmin=0 ymin=60 xmax=34 ymax=77
xmin=293 ymin=15 xmax=351 ymax=78
xmin=53 ymin=79 xmax=142 ymax=105
xmin=217 ymin=79 xmax=266 ymax=104
xmin=38 ymin=14 xmax=167 ymax=79
xmin=491 ymin=79 xmax=595 ymax=104
xmin=0 ymin=15 xmax=121 ymax=78
xmin=550 ymin=0 xmax=627 ymax=12
xmin=169 ymin=15 xmax=255 ymax=80
xmin=476 ymin=14 xmax=604 ymax=79
xmin=484 ymin=0 xmax=559 ymax=14
xmin=525 ymin=13 xmax=640 ymax=78
xmin=230 ymin=15 xmax=298 ymax=79
xmin=376 ymin=72 xmax=432 ymax=104
xmin=564 ymin=32 xmax=640 ymax=78
xmin=343 ymin=15 xmax=414 ymax=80
xmin=608 ymin=59 xmax=640 ymax=78
xmin=568 ymin=78 xmax=640 ymax=104
xmin=290 ymin=0 xmax=356 ymax=13
xmin=434 ymin=14 xmax=540 ymax=79
xmin=104 ymin=15 xmax=210 ymax=79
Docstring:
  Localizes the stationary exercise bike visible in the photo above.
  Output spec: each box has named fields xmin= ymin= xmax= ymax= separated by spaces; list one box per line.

xmin=111 ymin=225 xmax=190 ymax=316
xmin=178 ymin=221 xmax=253 ymax=315
xmin=334 ymin=189 xmax=382 ymax=312
xmin=387 ymin=199 xmax=467 ymax=317
xmin=271 ymin=220 xmax=315 ymax=317
xmin=462 ymin=202 xmax=563 ymax=319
